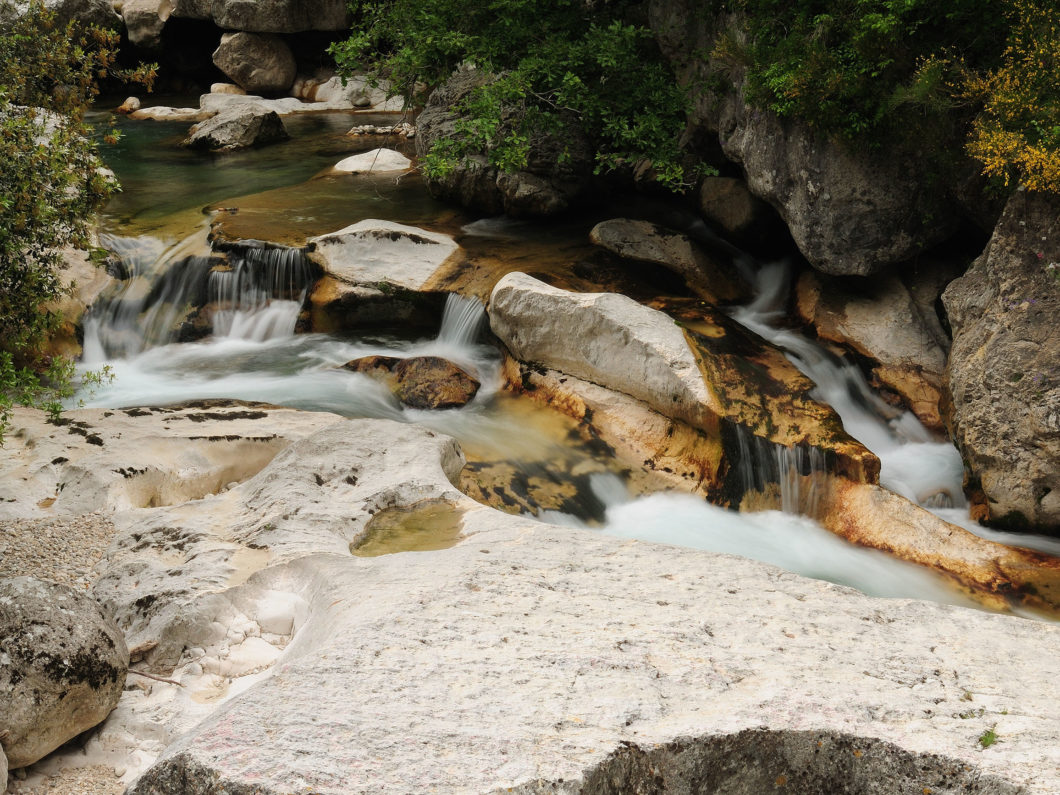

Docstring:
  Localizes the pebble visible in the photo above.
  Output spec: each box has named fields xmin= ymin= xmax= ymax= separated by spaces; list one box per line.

xmin=0 ymin=513 xmax=116 ymax=590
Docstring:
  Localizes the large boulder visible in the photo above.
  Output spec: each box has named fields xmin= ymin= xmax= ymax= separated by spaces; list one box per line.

xmin=942 ymin=188 xmax=1060 ymax=532
xmin=415 ymin=67 xmax=595 ymax=216
xmin=120 ymin=0 xmax=171 ymax=48
xmin=0 ymin=577 xmax=128 ymax=769
xmin=183 ymin=106 xmax=289 ymax=151
xmin=212 ymin=32 xmax=297 ymax=95
xmin=589 ymin=218 xmax=747 ymax=303
xmin=332 ymin=148 xmax=412 ymax=174
xmin=648 ymin=2 xmax=961 ymax=276
xmin=188 ymin=0 xmax=348 ymax=32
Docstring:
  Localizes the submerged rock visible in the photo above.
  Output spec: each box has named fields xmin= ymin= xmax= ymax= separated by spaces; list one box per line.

xmin=344 ymin=355 xmax=480 ymax=409
xmin=184 ymin=107 xmax=290 ymax=151
xmin=0 ymin=577 xmax=128 ymax=769
xmin=942 ymin=188 xmax=1060 ymax=532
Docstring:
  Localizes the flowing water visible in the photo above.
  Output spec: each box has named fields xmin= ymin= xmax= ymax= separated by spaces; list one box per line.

xmin=76 ymin=111 xmax=1058 ymax=611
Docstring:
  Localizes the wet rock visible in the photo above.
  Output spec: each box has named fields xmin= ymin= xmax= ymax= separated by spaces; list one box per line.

xmin=307 ymin=220 xmax=458 ymax=294
xmin=649 ymin=2 xmax=960 ymax=276
xmin=0 ymin=577 xmax=128 ymax=769
xmin=212 ymin=32 xmax=297 ymax=95
xmin=795 ymin=269 xmax=949 ymax=429
xmin=589 ymin=218 xmax=747 ymax=303
xmin=332 ymin=148 xmax=412 ymax=174
xmin=942 ymin=188 xmax=1060 ymax=532
xmin=183 ymin=107 xmax=289 ymax=151
xmin=40 ymin=246 xmax=117 ymax=360
xmin=416 ymin=67 xmax=594 ymax=216
xmin=490 ymin=273 xmax=874 ymax=484
xmin=343 ymin=355 xmax=480 ymax=409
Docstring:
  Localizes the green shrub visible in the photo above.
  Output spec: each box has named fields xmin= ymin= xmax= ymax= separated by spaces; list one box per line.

xmin=330 ymin=0 xmax=701 ymax=189
xmin=0 ymin=1 xmax=153 ymax=441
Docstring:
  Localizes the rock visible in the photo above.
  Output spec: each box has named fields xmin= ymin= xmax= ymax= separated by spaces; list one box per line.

xmin=205 ymin=0 xmax=348 ymax=32
xmin=130 ymin=106 xmax=212 ymax=122
xmin=795 ymin=269 xmax=949 ymax=429
xmin=415 ymin=67 xmax=594 ymax=216
xmin=0 ymin=577 xmax=128 ymax=769
xmin=697 ymin=176 xmax=778 ymax=245
xmin=942 ymin=188 xmax=1060 ymax=531
xmin=115 ymin=96 xmax=141 ymax=114
xmin=39 ymin=246 xmax=117 ymax=360
xmin=3 ymin=0 xmax=122 ymax=29
xmin=343 ymin=355 xmax=480 ymax=409
xmin=393 ymin=357 xmax=480 ymax=409
xmin=209 ymin=82 xmax=246 ymax=95
xmin=306 ymin=220 xmax=458 ymax=293
xmin=0 ymin=402 xmax=338 ymax=520
xmin=648 ymin=2 xmax=960 ymax=276
xmin=183 ymin=107 xmax=289 ymax=151
xmin=212 ymin=32 xmax=297 ymax=95
xmin=120 ymin=0 xmax=171 ymax=48
xmin=332 ymin=148 xmax=412 ymax=174
xmin=76 ymin=417 xmax=1055 ymax=795
xmin=198 ymin=92 xmax=305 ymax=116
xmin=589 ymin=218 xmax=747 ymax=303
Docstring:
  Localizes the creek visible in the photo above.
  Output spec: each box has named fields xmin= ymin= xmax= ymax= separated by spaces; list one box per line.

xmin=78 ymin=109 xmax=1058 ymax=612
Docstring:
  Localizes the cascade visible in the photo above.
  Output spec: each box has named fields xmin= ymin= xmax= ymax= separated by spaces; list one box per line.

xmin=83 ymin=230 xmax=312 ymax=361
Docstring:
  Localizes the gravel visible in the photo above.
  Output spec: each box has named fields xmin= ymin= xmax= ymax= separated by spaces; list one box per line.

xmin=0 ymin=514 xmax=116 ymax=590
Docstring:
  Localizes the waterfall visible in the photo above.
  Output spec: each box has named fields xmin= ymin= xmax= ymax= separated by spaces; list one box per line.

xmin=729 ymin=260 xmax=966 ymax=513
xmin=83 ymin=231 xmax=312 ymax=360
xmin=437 ymin=293 xmax=487 ymax=349
xmin=731 ymin=425 xmax=826 ymax=516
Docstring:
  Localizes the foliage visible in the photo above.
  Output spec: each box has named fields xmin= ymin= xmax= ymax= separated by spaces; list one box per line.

xmin=711 ymin=0 xmax=1060 ymax=194
xmin=963 ymin=0 xmax=1060 ymax=192
xmin=329 ymin=0 xmax=701 ymax=189
xmin=978 ymin=726 xmax=999 ymax=748
xmin=0 ymin=1 xmax=153 ymax=442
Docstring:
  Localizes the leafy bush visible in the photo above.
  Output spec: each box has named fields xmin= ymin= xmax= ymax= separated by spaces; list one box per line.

xmin=330 ymin=0 xmax=700 ymax=189
xmin=0 ymin=1 xmax=153 ymax=441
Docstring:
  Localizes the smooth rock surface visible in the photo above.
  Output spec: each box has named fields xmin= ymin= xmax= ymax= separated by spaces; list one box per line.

xmin=115 ymin=473 xmax=1060 ymax=794
xmin=332 ymin=147 xmax=411 ymax=174
xmin=0 ymin=577 xmax=128 ymax=768
xmin=942 ymin=188 xmax=1060 ymax=531
xmin=589 ymin=218 xmax=746 ymax=302
xmin=307 ymin=219 xmax=459 ymax=292
xmin=183 ymin=107 xmax=289 ymax=151
xmin=490 ymin=272 xmax=720 ymax=429
xmin=212 ymin=32 xmax=297 ymax=95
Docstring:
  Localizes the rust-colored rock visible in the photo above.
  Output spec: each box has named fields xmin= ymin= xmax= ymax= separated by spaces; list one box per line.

xmin=343 ymin=355 xmax=480 ymax=410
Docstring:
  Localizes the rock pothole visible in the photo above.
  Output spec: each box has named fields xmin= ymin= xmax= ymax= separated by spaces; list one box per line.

xmin=350 ymin=499 xmax=465 ymax=557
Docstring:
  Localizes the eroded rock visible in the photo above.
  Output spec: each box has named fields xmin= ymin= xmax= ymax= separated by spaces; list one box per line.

xmin=942 ymin=188 xmax=1060 ymax=532
xmin=0 ymin=577 xmax=128 ymax=769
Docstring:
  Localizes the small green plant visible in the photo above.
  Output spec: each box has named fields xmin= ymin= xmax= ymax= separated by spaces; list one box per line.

xmin=978 ymin=727 xmax=998 ymax=748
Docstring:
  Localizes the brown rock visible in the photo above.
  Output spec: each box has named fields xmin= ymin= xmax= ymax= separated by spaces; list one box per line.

xmin=393 ymin=356 xmax=480 ymax=410
xmin=343 ymin=355 xmax=480 ymax=410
